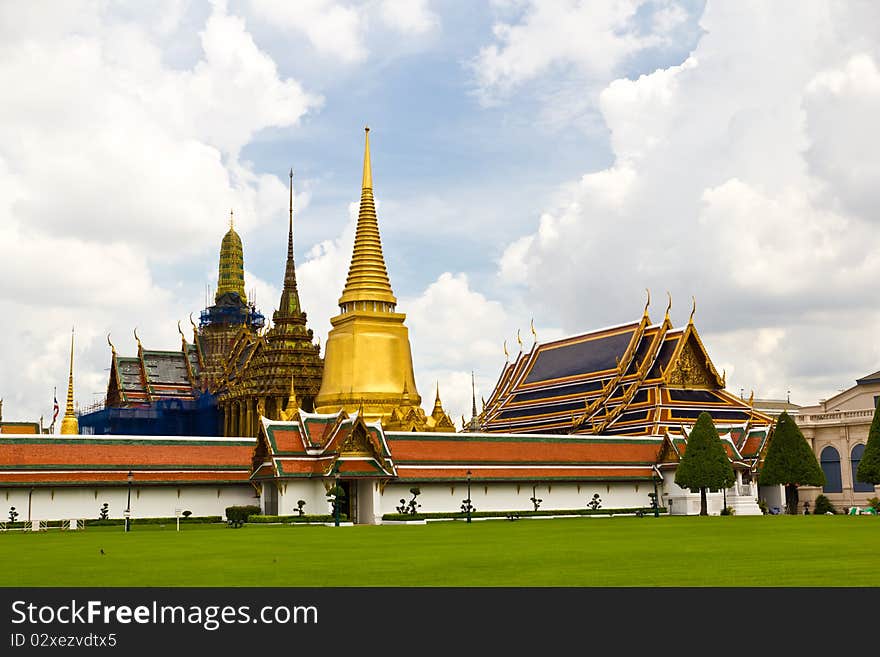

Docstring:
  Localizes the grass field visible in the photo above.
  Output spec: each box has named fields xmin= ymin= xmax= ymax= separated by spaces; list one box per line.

xmin=1 ymin=515 xmax=878 ymax=587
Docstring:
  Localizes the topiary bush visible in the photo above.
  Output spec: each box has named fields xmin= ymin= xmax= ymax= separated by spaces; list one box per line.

xmin=225 ymin=505 xmax=261 ymax=528
xmin=813 ymin=495 xmax=836 ymax=515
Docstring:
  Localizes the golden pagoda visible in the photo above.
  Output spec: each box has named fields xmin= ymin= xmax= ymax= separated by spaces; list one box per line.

xmin=315 ymin=128 xmax=444 ymax=428
xmin=198 ymin=210 xmax=265 ymax=392
xmin=60 ymin=328 xmax=79 ymax=435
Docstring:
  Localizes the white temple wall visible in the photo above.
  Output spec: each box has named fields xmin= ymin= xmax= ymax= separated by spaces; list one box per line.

xmin=0 ymin=485 xmax=257 ymax=522
xmin=379 ymin=481 xmax=656 ymax=516
xmin=274 ymin=480 xmax=329 ymax=517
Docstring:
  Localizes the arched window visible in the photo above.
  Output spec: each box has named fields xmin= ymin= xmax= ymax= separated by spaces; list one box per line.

xmin=851 ymin=444 xmax=875 ymax=493
xmin=820 ymin=446 xmax=842 ymax=493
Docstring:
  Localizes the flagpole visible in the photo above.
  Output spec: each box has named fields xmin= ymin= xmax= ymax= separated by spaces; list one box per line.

xmin=51 ymin=386 xmax=58 ymax=434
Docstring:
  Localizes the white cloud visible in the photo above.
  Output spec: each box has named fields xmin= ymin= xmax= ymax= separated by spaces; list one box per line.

xmin=248 ymin=0 xmax=368 ymax=63
xmin=380 ymin=0 xmax=438 ymax=35
xmin=0 ymin=3 xmax=320 ymax=422
xmin=471 ymin=0 xmax=686 ymax=103
xmin=494 ymin=2 xmax=880 ymax=407
xmin=804 ymin=54 xmax=880 ymax=219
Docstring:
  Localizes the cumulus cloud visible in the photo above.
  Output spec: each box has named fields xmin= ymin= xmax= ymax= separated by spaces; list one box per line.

xmin=472 ymin=0 xmax=691 ymax=104
xmin=0 ymin=2 xmax=320 ymax=421
xmin=248 ymin=0 xmax=368 ymax=63
xmin=380 ymin=0 xmax=438 ymax=35
xmin=494 ymin=1 xmax=880 ymax=405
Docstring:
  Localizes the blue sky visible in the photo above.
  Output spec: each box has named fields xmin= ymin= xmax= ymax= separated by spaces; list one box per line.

xmin=2 ymin=1 xmax=880 ymax=424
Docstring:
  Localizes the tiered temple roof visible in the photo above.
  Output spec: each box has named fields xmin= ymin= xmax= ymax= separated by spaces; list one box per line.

xmin=480 ymin=300 xmax=774 ymax=438
xmin=105 ymin=332 xmax=202 ymax=407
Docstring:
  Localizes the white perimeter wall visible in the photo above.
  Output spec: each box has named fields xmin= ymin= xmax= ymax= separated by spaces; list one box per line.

xmin=261 ymin=480 xmax=659 ymax=524
xmin=1 ymin=485 xmax=258 ymax=522
xmin=380 ymin=481 xmax=656 ymax=517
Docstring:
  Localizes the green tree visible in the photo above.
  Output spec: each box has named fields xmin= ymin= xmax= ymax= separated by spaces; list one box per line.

xmin=758 ymin=411 xmax=824 ymax=514
xmin=856 ymin=401 xmax=880 ymax=487
xmin=675 ymin=412 xmax=735 ymax=515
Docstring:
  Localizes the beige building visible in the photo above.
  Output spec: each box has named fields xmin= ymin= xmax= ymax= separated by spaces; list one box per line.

xmin=796 ymin=371 xmax=879 ymax=510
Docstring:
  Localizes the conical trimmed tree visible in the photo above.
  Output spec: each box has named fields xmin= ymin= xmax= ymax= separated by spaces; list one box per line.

xmin=758 ymin=411 xmax=824 ymax=514
xmin=675 ymin=412 xmax=735 ymax=515
xmin=856 ymin=402 xmax=880 ymax=487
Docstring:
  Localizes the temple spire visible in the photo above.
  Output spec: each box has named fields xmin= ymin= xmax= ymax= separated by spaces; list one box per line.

xmin=362 ymin=126 xmax=372 ymax=189
xmin=338 ymin=127 xmax=397 ymax=308
xmin=276 ymin=169 xmax=301 ymax=317
xmin=216 ymin=209 xmax=247 ymax=304
xmin=60 ymin=327 xmax=79 ymax=435
xmin=471 ymin=371 xmax=477 ymax=419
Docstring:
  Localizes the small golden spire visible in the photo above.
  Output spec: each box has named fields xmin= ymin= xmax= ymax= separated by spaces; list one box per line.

xmin=516 ymin=329 xmax=523 ymax=351
xmin=362 ymin=126 xmax=372 ymax=189
xmin=503 ymin=339 xmax=509 ymax=361
xmin=229 ymin=208 xmax=234 ymax=229
xmin=721 ymin=368 xmax=726 ymax=387
xmin=178 ymin=320 xmax=186 ymax=346
xmin=134 ymin=327 xmax=143 ymax=352
xmin=432 ymin=381 xmax=446 ymax=420
xmin=643 ymin=288 xmax=651 ymax=319
xmin=748 ymin=390 xmax=754 ymax=407
xmin=107 ymin=333 xmax=117 ymax=357
xmin=689 ymin=296 xmax=696 ymax=325
xmin=60 ymin=327 xmax=79 ymax=435
xmin=280 ymin=375 xmax=299 ymax=421
xmin=664 ymin=291 xmax=672 ymax=323
xmin=189 ymin=313 xmax=198 ymax=340
xmin=530 ymin=318 xmax=537 ymax=344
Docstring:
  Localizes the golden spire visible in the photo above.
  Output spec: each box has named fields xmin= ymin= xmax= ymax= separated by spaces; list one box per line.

xmin=664 ymin=291 xmax=672 ymax=323
xmin=338 ymin=127 xmax=397 ymax=307
xmin=275 ymin=168 xmax=302 ymax=317
xmin=689 ymin=296 xmax=696 ymax=325
xmin=432 ymin=381 xmax=446 ymax=420
xmin=503 ymin=339 xmax=509 ymax=361
xmin=516 ymin=329 xmax=523 ymax=351
xmin=177 ymin=320 xmax=186 ymax=347
xmin=643 ymin=288 xmax=651 ymax=319
xmin=107 ymin=333 xmax=116 ymax=357
xmin=530 ymin=318 xmax=537 ymax=344
xmin=216 ymin=209 xmax=247 ymax=304
xmin=60 ymin=327 xmax=79 ymax=435
xmin=362 ymin=126 xmax=372 ymax=189
xmin=279 ymin=374 xmax=299 ymax=421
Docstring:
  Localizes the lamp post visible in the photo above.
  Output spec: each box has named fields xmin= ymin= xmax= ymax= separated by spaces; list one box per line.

xmin=652 ymin=474 xmax=660 ymax=518
xmin=125 ymin=470 xmax=133 ymax=532
xmin=334 ymin=472 xmax=340 ymax=527
xmin=466 ymin=469 xmax=472 ymax=523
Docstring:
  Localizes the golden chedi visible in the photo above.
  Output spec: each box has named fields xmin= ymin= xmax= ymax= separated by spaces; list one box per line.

xmin=315 ymin=128 xmax=430 ymax=424
xmin=60 ymin=328 xmax=79 ymax=435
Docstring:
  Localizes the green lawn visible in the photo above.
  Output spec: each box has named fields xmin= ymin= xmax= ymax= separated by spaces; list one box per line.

xmin=1 ymin=515 xmax=878 ymax=587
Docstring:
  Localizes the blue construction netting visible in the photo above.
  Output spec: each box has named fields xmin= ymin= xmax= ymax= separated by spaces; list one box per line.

xmin=199 ymin=292 xmax=265 ymax=330
xmin=78 ymin=393 xmax=220 ymax=436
